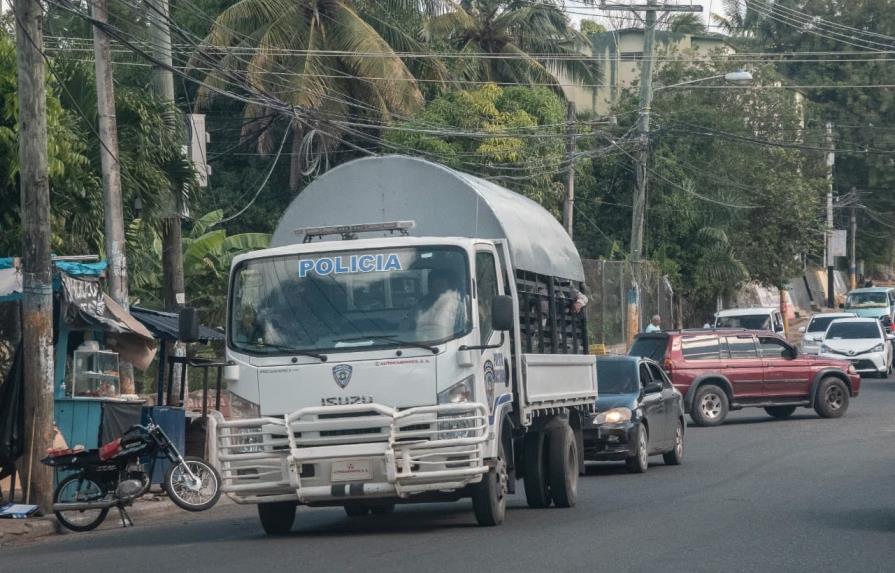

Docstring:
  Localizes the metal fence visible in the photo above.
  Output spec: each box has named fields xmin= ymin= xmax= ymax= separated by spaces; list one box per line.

xmin=582 ymin=259 xmax=674 ymax=349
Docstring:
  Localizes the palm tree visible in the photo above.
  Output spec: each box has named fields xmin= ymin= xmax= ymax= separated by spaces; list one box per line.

xmin=195 ymin=0 xmax=428 ymax=192
xmin=711 ymin=0 xmax=763 ymax=37
xmin=424 ymin=0 xmax=599 ymax=93
xmin=667 ymin=13 xmax=707 ymax=35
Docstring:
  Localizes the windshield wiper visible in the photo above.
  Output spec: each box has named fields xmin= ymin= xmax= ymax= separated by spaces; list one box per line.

xmin=337 ymin=335 xmax=438 ymax=354
xmin=251 ymin=343 xmax=328 ymax=362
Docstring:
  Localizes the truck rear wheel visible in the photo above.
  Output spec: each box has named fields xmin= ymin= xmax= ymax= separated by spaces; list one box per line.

xmin=472 ymin=433 xmax=508 ymax=526
xmin=257 ymin=501 xmax=296 ymax=535
xmin=547 ymin=424 xmax=578 ymax=508
xmin=522 ymin=431 xmax=551 ymax=508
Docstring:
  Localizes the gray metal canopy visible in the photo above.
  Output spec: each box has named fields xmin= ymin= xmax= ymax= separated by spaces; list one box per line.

xmin=272 ymin=155 xmax=584 ymax=282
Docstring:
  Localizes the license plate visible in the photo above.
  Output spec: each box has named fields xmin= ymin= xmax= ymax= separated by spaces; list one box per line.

xmin=331 ymin=459 xmax=372 ymax=482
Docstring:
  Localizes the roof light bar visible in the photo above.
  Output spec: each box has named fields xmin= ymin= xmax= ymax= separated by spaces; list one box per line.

xmin=296 ymin=220 xmax=416 ymax=243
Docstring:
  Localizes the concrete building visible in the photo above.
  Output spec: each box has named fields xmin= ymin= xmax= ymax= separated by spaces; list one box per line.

xmin=562 ymin=28 xmax=734 ymax=116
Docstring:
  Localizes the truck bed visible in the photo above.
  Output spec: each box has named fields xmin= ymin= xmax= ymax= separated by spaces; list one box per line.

xmin=519 ymin=354 xmax=597 ymax=425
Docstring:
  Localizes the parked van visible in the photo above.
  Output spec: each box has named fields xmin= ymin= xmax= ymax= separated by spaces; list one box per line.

xmin=714 ymin=307 xmax=785 ymax=334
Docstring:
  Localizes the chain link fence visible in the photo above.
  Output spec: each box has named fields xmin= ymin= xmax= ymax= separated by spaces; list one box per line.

xmin=582 ymin=259 xmax=674 ymax=350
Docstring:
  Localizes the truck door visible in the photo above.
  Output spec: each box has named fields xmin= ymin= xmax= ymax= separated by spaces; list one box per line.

xmin=475 ymin=247 xmax=512 ymax=422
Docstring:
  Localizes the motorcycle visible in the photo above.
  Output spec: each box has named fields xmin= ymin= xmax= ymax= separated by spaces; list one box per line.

xmin=41 ymin=419 xmax=221 ymax=532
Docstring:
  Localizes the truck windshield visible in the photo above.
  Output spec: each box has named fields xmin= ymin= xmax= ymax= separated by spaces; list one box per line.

xmin=229 ymin=246 xmax=471 ymax=354
xmin=845 ymin=292 xmax=888 ymax=309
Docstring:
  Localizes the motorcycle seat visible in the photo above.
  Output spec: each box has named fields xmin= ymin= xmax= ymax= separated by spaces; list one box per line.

xmin=99 ymin=438 xmax=123 ymax=461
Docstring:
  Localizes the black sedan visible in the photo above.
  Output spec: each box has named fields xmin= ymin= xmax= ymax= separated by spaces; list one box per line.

xmin=583 ymin=356 xmax=685 ymax=473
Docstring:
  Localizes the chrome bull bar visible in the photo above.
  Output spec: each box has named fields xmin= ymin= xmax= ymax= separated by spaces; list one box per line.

xmin=207 ymin=403 xmax=490 ymax=504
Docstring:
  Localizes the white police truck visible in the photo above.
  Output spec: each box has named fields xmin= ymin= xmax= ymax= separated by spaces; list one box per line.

xmin=196 ymin=155 xmax=597 ymax=533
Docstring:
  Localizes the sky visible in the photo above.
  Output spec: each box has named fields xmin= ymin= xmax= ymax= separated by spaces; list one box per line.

xmin=565 ymin=1 xmax=731 ymax=32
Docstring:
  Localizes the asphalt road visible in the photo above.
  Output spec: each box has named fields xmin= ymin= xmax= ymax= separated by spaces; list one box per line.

xmin=7 ymin=378 xmax=895 ymax=573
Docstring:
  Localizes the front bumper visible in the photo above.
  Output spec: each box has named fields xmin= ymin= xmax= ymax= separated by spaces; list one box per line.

xmin=582 ymin=421 xmax=638 ymax=460
xmin=207 ymin=403 xmax=489 ymax=504
xmin=819 ymin=351 xmax=886 ymax=374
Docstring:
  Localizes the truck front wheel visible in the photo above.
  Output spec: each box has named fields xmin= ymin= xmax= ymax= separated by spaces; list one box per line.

xmin=472 ymin=436 xmax=508 ymax=526
xmin=257 ymin=501 xmax=297 ymax=535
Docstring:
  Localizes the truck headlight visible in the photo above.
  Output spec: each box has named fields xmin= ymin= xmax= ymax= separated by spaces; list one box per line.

xmin=594 ymin=407 xmax=632 ymax=425
xmin=438 ymin=376 xmax=475 ymax=404
xmin=820 ymin=344 xmax=831 ymax=354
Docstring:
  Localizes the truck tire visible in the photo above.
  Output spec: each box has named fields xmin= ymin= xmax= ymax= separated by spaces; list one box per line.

xmin=522 ymin=431 xmax=551 ymax=508
xmin=765 ymin=405 xmax=797 ymax=419
xmin=547 ymin=424 xmax=578 ymax=508
xmin=257 ymin=501 xmax=297 ymax=535
xmin=814 ymin=377 xmax=849 ymax=418
xmin=690 ymin=384 xmax=729 ymax=427
xmin=472 ymin=432 xmax=508 ymax=526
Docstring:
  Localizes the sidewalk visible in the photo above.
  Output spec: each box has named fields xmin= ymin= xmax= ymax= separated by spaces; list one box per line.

xmin=0 ymin=492 xmax=227 ymax=546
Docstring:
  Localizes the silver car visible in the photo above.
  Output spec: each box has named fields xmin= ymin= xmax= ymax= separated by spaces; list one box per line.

xmin=800 ymin=312 xmax=856 ymax=354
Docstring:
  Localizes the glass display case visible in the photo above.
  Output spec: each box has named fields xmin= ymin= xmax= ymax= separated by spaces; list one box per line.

xmin=72 ymin=346 xmax=120 ymax=398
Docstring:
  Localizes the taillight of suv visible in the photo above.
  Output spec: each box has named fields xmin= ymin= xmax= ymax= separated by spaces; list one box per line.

xmin=663 ymin=358 xmax=674 ymax=374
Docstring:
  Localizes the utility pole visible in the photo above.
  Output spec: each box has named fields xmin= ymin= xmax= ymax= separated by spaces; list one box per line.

xmin=147 ymin=0 xmax=186 ymax=402
xmin=91 ymin=0 xmax=134 ymax=394
xmin=601 ymin=2 xmax=701 ymax=261
xmin=563 ymin=101 xmax=576 ymax=237
xmin=825 ymin=121 xmax=835 ymax=308
xmin=850 ymin=196 xmax=857 ymax=291
xmin=14 ymin=0 xmax=55 ymax=511
xmin=147 ymin=0 xmax=185 ymax=313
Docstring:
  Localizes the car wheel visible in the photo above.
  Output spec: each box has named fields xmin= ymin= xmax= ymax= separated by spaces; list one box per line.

xmin=765 ymin=406 xmax=797 ymax=419
xmin=662 ymin=420 xmax=684 ymax=466
xmin=690 ymin=385 xmax=729 ymax=427
xmin=624 ymin=423 xmax=649 ymax=474
xmin=814 ymin=377 xmax=850 ymax=418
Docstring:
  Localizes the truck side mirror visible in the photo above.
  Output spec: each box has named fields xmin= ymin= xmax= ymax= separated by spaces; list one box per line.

xmin=179 ymin=307 xmax=199 ymax=343
xmin=492 ymin=295 xmax=514 ymax=332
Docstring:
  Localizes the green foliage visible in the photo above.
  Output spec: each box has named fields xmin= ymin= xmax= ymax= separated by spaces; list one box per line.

xmin=425 ymin=0 xmax=599 ymax=91
xmin=667 ymin=14 xmax=707 ymax=35
xmin=579 ymin=20 xmax=606 ymax=35
xmin=384 ymin=83 xmax=584 ymax=214
xmin=128 ymin=211 xmax=270 ymax=324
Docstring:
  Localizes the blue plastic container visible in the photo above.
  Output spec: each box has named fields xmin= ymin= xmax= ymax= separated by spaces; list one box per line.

xmin=141 ymin=406 xmax=186 ymax=485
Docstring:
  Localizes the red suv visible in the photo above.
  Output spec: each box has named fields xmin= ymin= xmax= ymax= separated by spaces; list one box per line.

xmin=628 ymin=330 xmax=860 ymax=426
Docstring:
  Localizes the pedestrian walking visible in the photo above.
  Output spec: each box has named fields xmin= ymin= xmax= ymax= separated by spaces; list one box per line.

xmin=645 ymin=314 xmax=662 ymax=333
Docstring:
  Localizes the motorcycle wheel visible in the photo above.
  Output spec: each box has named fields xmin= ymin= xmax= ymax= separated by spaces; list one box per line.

xmin=164 ymin=456 xmax=222 ymax=512
xmin=53 ymin=475 xmax=110 ymax=532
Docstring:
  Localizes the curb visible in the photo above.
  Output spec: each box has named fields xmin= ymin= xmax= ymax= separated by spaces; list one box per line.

xmin=0 ymin=494 xmax=230 ymax=546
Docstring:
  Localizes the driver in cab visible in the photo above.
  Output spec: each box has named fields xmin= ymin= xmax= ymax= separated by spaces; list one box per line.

xmin=405 ymin=268 xmax=468 ymax=340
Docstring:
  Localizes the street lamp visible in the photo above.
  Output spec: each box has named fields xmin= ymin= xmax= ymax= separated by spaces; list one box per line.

xmin=654 ymin=70 xmax=754 ymax=91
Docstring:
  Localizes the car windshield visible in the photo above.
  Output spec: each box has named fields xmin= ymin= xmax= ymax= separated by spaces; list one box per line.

xmin=845 ymin=292 xmax=888 ymax=309
xmin=597 ymin=360 xmax=640 ymax=394
xmin=229 ymin=246 xmax=471 ymax=354
xmin=715 ymin=314 xmax=770 ymax=330
xmin=808 ymin=316 xmax=849 ymax=333
xmin=824 ymin=322 xmax=880 ymax=340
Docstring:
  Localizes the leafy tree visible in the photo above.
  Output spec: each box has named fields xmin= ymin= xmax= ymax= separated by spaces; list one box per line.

xmin=667 ymin=13 xmax=707 ymax=35
xmin=128 ymin=210 xmax=269 ymax=324
xmin=195 ymin=0 xmax=426 ymax=192
xmin=384 ymin=83 xmax=593 ymax=215
xmin=424 ymin=0 xmax=599 ymax=92
xmin=579 ymin=19 xmax=606 ymax=35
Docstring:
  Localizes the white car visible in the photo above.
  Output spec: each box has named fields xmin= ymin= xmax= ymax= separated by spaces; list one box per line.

xmin=819 ymin=317 xmax=894 ymax=378
xmin=799 ymin=312 xmax=856 ymax=354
